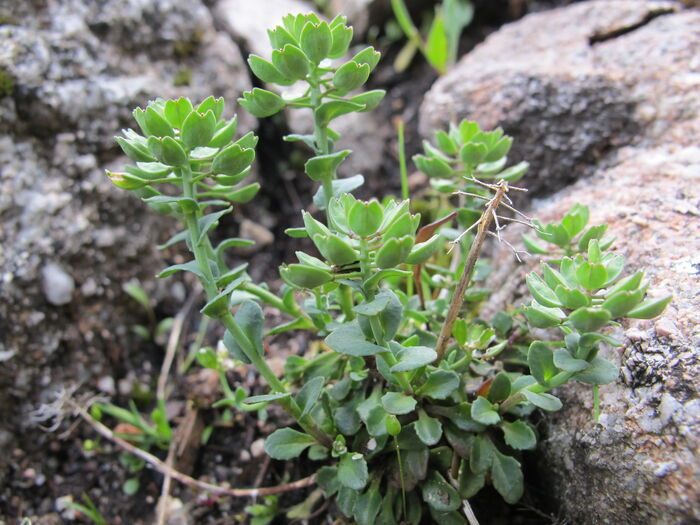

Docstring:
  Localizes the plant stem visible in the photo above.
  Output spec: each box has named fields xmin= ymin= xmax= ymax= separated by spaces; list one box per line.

xmin=309 ymin=75 xmax=336 ymax=220
xmin=181 ymin=165 xmax=332 ymax=449
xmin=434 ymin=181 xmax=509 ymax=361
xmin=241 ymin=282 xmax=311 ymax=321
xmin=394 ymin=437 xmax=408 ymax=519
xmin=220 ymin=311 xmax=332 ymax=448
xmin=397 ymin=119 xmax=409 ymax=201
xmin=498 ymin=370 xmax=574 ymax=414
xmin=180 ymin=164 xmax=217 ymax=298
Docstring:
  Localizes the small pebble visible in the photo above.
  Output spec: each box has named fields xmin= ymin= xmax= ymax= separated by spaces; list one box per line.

xmin=250 ymin=438 xmax=265 ymax=458
xmin=654 ymin=317 xmax=677 ymax=337
xmin=97 ymin=375 xmax=116 ymax=395
xmin=41 ymin=262 xmax=75 ymax=305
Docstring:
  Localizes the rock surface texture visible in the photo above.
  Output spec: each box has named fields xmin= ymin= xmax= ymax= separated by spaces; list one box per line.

xmin=0 ymin=0 xmax=253 ymax=516
xmin=420 ymin=1 xmax=699 ymax=523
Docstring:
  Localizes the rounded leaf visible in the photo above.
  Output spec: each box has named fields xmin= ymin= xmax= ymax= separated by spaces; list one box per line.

xmin=281 ymin=264 xmax=332 ymax=289
xmin=212 ymin=144 xmax=255 ymax=176
xmin=272 ymin=44 xmax=310 ymax=80
xmin=238 ymin=89 xmax=285 ymax=118
xmin=181 ymin=110 xmax=217 ymax=149
xmin=300 ymin=21 xmax=332 ymax=64
xmin=333 ymin=61 xmax=371 ymax=92
xmin=375 ymin=236 xmax=414 ymax=269
xmin=348 ymin=200 xmax=384 ymax=237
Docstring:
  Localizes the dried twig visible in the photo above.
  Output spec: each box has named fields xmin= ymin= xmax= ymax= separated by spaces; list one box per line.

xmin=69 ymin=400 xmax=316 ymax=498
xmin=435 ymin=180 xmax=510 ymax=361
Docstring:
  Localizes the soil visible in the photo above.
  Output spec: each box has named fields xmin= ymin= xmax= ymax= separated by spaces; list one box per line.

xmin=1 ymin=2 xmax=579 ymax=524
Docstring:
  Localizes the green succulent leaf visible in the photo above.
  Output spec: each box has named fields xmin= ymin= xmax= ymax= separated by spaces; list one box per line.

xmin=626 ymin=295 xmax=672 ymax=319
xmin=527 ymin=273 xmax=562 ymax=308
xmin=348 ymin=200 xmax=384 ymax=237
xmin=238 ymin=89 xmax=285 ymax=118
xmin=305 ymin=150 xmax=351 ymax=181
xmin=415 ymin=411 xmax=443 ymax=446
xmin=280 ymin=263 xmax=332 ymax=289
xmin=329 ymin=21 xmax=353 ymax=58
xmin=418 ymin=369 xmax=460 ymax=399
xmin=521 ymin=389 xmax=562 ymax=411
xmin=390 ymin=345 xmax=437 ymax=372
xmin=296 ymin=376 xmax=325 ymax=419
xmin=491 ymin=451 xmax=524 ymax=504
xmin=272 ymin=44 xmax=310 ymax=80
xmin=147 ymin=136 xmax=187 ymax=166
xmin=576 ymin=262 xmax=608 ymax=291
xmin=351 ymin=46 xmax=381 ymax=71
xmin=317 ymin=100 xmax=365 ymax=124
xmin=144 ymin=106 xmax=174 ymax=138
xmin=553 ymin=348 xmax=589 ymax=372
xmin=501 ymin=420 xmax=536 ymax=450
xmin=163 ymin=97 xmax=194 ymax=128
xmin=574 ymin=356 xmax=618 ymax=385
xmin=601 ymin=288 xmax=645 ymax=317
xmin=325 ymin=321 xmax=385 ymax=356
xmin=333 ymin=61 xmax=371 ymax=92
xmin=264 ymin=428 xmax=315 ymax=460
xmin=212 ymin=144 xmax=255 ymax=176
xmin=460 ymin=142 xmax=488 ymax=165
xmin=568 ymin=307 xmax=612 ymax=332
xmin=527 ymin=341 xmax=558 ymax=386
xmin=381 ymin=391 xmax=417 ymax=415
xmin=338 ymin=453 xmax=369 ymax=490
xmin=413 ymin=155 xmax=453 ymax=178
xmin=471 ymin=396 xmax=500 ymax=425
xmin=375 ymin=236 xmax=414 ymax=268
xmin=210 ymin=116 xmax=238 ymax=148
xmin=488 ymin=372 xmax=511 ymax=403
xmin=421 ymin=475 xmax=461 ymax=512
xmin=469 ymin=434 xmax=494 ymax=474
xmin=524 ymin=302 xmax=565 ymax=328
xmin=181 ymin=110 xmax=217 ymax=149
xmin=248 ymin=54 xmax=293 ymax=85
xmin=300 ymin=21 xmax=332 ymax=64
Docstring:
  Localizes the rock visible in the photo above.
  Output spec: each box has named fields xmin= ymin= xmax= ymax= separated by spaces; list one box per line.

xmin=215 ymin=0 xmax=312 ymax=58
xmin=430 ymin=2 xmax=700 ymax=522
xmin=41 ymin=263 xmax=75 ymax=306
xmin=237 ymin=218 xmax=274 ymax=254
xmin=0 ymin=0 xmax=255 ymax=513
xmin=419 ymin=0 xmax=698 ymax=198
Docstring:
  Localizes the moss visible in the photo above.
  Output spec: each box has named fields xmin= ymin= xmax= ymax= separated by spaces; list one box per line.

xmin=173 ymin=68 xmax=192 ymax=87
xmin=0 ymin=69 xmax=14 ymax=97
xmin=173 ymin=29 xmax=204 ymax=58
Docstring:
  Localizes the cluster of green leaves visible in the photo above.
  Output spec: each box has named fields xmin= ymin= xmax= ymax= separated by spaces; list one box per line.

xmin=415 ymin=120 xmax=529 ymax=225
xmin=390 ymin=0 xmax=474 ymax=75
xmin=522 ymin=203 xmax=612 ymax=258
xmin=105 ymin=12 xmax=670 ymax=525
xmin=240 ymin=12 xmax=385 ymax=213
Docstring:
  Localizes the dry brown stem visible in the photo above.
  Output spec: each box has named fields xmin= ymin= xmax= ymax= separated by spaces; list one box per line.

xmin=69 ymin=400 xmax=317 ymax=498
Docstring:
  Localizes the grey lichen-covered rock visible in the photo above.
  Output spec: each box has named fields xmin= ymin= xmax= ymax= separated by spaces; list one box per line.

xmin=0 ymin=0 xmax=254 ymax=513
xmin=439 ymin=2 xmax=700 ymax=522
xmin=418 ymin=0 xmax=699 ymax=198
xmin=215 ymin=0 xmax=312 ymax=58
xmin=515 ymin=147 xmax=700 ymax=524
